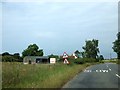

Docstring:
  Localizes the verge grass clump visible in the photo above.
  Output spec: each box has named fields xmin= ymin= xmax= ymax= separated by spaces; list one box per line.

xmin=2 ymin=62 xmax=94 ymax=88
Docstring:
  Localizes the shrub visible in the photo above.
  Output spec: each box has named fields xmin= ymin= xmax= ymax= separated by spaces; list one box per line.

xmin=116 ymin=60 xmax=120 ymax=64
xmin=74 ymin=58 xmax=85 ymax=64
xmin=67 ymin=58 xmax=75 ymax=66
xmin=82 ymin=58 xmax=96 ymax=63
xmin=99 ymin=60 xmax=104 ymax=63
xmin=2 ymin=56 xmax=15 ymax=62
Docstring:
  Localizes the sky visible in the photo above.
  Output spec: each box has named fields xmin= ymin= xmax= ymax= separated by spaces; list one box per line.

xmin=1 ymin=1 xmax=118 ymax=59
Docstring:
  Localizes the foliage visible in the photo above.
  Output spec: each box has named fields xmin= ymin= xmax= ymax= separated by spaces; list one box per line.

xmin=74 ymin=50 xmax=80 ymax=58
xmin=74 ymin=58 xmax=96 ymax=64
xmin=98 ymin=55 xmax=104 ymax=60
xmin=13 ymin=53 xmax=20 ymax=59
xmin=2 ymin=62 xmax=92 ymax=88
xmin=116 ymin=59 xmax=120 ymax=64
xmin=74 ymin=58 xmax=85 ymax=64
xmin=2 ymin=52 xmax=23 ymax=62
xmin=113 ymin=32 xmax=120 ymax=59
xmin=2 ymin=55 xmax=15 ymax=62
xmin=22 ymin=44 xmax=43 ymax=58
xmin=83 ymin=58 xmax=96 ymax=63
xmin=58 ymin=56 xmax=64 ymax=62
xmin=67 ymin=58 xmax=75 ymax=65
xmin=81 ymin=52 xmax=85 ymax=58
xmin=82 ymin=39 xmax=99 ymax=59
xmin=2 ymin=52 xmax=10 ymax=56
xmin=48 ymin=54 xmax=59 ymax=59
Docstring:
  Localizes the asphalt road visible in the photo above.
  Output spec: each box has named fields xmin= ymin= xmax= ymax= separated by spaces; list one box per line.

xmin=62 ymin=63 xmax=120 ymax=88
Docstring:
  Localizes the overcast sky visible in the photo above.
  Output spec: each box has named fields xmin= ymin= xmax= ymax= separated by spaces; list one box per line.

xmin=1 ymin=1 xmax=118 ymax=58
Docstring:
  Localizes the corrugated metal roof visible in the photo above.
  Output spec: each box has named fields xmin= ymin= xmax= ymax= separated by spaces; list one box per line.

xmin=24 ymin=56 xmax=49 ymax=59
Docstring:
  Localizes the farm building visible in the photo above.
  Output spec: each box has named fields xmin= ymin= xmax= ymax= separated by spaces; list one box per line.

xmin=23 ymin=56 xmax=50 ymax=64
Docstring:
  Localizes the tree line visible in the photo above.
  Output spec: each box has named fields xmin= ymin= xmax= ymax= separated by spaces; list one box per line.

xmin=1 ymin=32 xmax=120 ymax=62
xmin=2 ymin=52 xmax=22 ymax=62
xmin=112 ymin=32 xmax=120 ymax=59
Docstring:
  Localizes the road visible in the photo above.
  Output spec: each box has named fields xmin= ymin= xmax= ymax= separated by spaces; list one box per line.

xmin=62 ymin=63 xmax=120 ymax=88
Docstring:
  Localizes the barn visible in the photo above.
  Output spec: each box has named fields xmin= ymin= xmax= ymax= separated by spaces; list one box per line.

xmin=23 ymin=56 xmax=50 ymax=64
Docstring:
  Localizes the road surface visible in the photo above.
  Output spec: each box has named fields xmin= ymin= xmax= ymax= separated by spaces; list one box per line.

xmin=62 ymin=63 xmax=120 ymax=88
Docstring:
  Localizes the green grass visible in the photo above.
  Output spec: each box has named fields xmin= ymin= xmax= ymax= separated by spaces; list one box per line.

xmin=0 ymin=62 xmax=2 ymax=90
xmin=102 ymin=59 xmax=119 ymax=64
xmin=2 ymin=62 xmax=95 ymax=88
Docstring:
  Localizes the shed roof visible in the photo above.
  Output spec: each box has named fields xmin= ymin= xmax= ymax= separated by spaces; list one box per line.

xmin=24 ymin=56 xmax=49 ymax=59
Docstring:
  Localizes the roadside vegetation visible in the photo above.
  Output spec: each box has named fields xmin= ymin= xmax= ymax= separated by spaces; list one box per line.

xmin=1 ymin=39 xmax=104 ymax=88
xmin=2 ymin=62 xmax=95 ymax=88
xmin=102 ymin=59 xmax=120 ymax=64
xmin=2 ymin=32 xmax=120 ymax=88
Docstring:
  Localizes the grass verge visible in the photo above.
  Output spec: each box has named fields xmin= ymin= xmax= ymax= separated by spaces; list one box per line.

xmin=2 ymin=62 xmax=96 ymax=88
xmin=102 ymin=59 xmax=120 ymax=64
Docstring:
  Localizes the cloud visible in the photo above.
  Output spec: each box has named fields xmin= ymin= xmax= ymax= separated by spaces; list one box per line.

xmin=2 ymin=0 xmax=119 ymax=2
xmin=34 ymin=31 xmax=57 ymax=39
xmin=2 ymin=2 xmax=118 ymax=58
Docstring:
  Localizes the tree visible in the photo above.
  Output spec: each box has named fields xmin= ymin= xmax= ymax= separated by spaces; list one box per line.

xmin=74 ymin=50 xmax=80 ymax=58
xmin=2 ymin=52 xmax=10 ymax=56
xmin=81 ymin=52 xmax=86 ymax=58
xmin=22 ymin=44 xmax=44 ymax=58
xmin=13 ymin=53 xmax=20 ymax=59
xmin=13 ymin=53 xmax=23 ymax=62
xmin=82 ymin=39 xmax=99 ymax=59
xmin=98 ymin=55 xmax=104 ymax=60
xmin=2 ymin=52 xmax=23 ymax=62
xmin=48 ymin=54 xmax=59 ymax=59
xmin=113 ymin=32 xmax=120 ymax=59
xmin=2 ymin=55 xmax=14 ymax=62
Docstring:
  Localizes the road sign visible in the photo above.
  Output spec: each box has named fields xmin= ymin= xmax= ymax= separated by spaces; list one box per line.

xmin=64 ymin=58 xmax=69 ymax=64
xmin=50 ymin=58 xmax=56 ymax=64
xmin=62 ymin=52 xmax=69 ymax=64
xmin=63 ymin=52 xmax=68 ymax=59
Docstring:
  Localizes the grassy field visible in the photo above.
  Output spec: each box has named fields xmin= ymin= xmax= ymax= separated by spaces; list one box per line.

xmin=102 ymin=59 xmax=120 ymax=64
xmin=2 ymin=62 xmax=95 ymax=88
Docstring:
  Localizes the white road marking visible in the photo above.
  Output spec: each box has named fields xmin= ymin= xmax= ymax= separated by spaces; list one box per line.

xmin=102 ymin=70 xmax=109 ymax=72
xmin=116 ymin=74 xmax=120 ymax=78
xmin=95 ymin=70 xmax=109 ymax=73
xmin=109 ymin=68 xmax=111 ymax=71
xmin=96 ymin=70 xmax=98 ymax=72
xmin=84 ymin=69 xmax=92 ymax=72
xmin=106 ymin=64 xmax=108 ymax=68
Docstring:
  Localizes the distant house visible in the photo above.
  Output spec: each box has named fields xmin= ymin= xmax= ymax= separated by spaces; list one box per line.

xmin=23 ymin=56 xmax=50 ymax=64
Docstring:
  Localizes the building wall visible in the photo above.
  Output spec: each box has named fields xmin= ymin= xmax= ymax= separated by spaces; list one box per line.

xmin=23 ymin=56 xmax=49 ymax=64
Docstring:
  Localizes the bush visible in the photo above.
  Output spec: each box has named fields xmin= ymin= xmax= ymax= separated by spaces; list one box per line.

xmin=99 ymin=60 xmax=104 ymax=63
xmin=2 ymin=55 xmax=23 ymax=62
xmin=73 ymin=58 xmax=97 ymax=64
xmin=67 ymin=58 xmax=75 ymax=65
xmin=82 ymin=58 xmax=96 ymax=63
xmin=2 ymin=56 xmax=15 ymax=62
xmin=74 ymin=58 xmax=85 ymax=64
xmin=116 ymin=60 xmax=120 ymax=64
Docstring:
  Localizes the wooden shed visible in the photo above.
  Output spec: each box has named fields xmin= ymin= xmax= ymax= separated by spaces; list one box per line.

xmin=23 ymin=56 xmax=50 ymax=64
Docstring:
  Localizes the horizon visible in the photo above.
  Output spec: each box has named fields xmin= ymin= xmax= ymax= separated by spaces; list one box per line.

xmin=1 ymin=1 xmax=118 ymax=59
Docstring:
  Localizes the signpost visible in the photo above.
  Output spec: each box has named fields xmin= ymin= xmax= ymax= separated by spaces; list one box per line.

xmin=62 ymin=52 xmax=69 ymax=64
xmin=50 ymin=58 xmax=56 ymax=64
